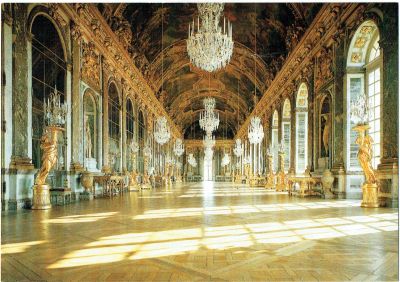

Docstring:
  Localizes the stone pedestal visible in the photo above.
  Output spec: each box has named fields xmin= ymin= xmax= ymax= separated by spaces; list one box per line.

xmin=361 ymin=183 xmax=379 ymax=208
xmin=85 ymin=158 xmax=98 ymax=172
xmin=80 ymin=190 xmax=94 ymax=201
xmin=32 ymin=184 xmax=51 ymax=210
xmin=50 ymin=188 xmax=72 ymax=205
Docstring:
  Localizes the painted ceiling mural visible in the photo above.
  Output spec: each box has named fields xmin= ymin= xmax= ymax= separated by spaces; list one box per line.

xmin=97 ymin=3 xmax=322 ymax=139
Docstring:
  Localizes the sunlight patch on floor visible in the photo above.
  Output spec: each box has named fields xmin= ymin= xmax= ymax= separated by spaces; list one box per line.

xmin=46 ymin=212 xmax=398 ymax=269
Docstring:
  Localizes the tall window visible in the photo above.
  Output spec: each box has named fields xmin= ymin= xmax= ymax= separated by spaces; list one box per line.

xmin=367 ymin=38 xmax=381 ymax=168
xmin=138 ymin=110 xmax=145 ymax=174
xmin=295 ymin=83 xmax=308 ymax=174
xmin=126 ymin=98 xmax=135 ymax=170
xmin=108 ymin=83 xmax=120 ymax=172
xmin=272 ymin=110 xmax=279 ymax=172
xmin=346 ymin=21 xmax=381 ymax=170
xmin=282 ymin=99 xmax=291 ymax=172
xmin=31 ymin=15 xmax=66 ymax=169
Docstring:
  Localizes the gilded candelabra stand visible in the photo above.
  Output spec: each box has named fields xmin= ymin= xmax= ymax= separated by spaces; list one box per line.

xmin=32 ymin=87 xmax=67 ymax=210
xmin=128 ymin=140 xmax=140 ymax=191
xmin=350 ymin=94 xmax=379 ymax=208
xmin=129 ymin=152 xmax=140 ymax=191
xmin=276 ymin=142 xmax=286 ymax=191
xmin=353 ymin=124 xmax=379 ymax=208
xmin=141 ymin=155 xmax=152 ymax=189
xmin=265 ymin=151 xmax=275 ymax=190
xmin=244 ymin=163 xmax=251 ymax=185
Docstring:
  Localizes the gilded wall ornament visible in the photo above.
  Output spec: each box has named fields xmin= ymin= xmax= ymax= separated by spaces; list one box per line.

xmin=315 ymin=47 xmax=333 ymax=90
xmin=81 ymin=41 xmax=100 ymax=89
xmin=48 ymin=4 xmax=67 ymax=27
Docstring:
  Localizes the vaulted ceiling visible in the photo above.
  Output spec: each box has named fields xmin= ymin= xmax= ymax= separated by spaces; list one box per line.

xmin=97 ymin=3 xmax=322 ymax=139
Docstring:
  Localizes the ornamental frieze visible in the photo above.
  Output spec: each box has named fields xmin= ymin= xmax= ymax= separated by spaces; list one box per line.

xmin=48 ymin=3 xmax=67 ymax=27
xmin=81 ymin=41 xmax=100 ymax=90
xmin=315 ymin=47 xmax=333 ymax=91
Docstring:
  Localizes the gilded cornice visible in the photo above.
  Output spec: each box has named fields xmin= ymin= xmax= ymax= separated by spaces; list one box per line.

xmin=60 ymin=4 xmax=182 ymax=138
xmin=184 ymin=139 xmax=234 ymax=149
xmin=235 ymin=3 xmax=363 ymax=139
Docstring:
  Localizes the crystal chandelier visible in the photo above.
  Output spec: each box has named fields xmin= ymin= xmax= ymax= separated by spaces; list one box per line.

xmin=129 ymin=140 xmax=139 ymax=153
xmin=173 ymin=138 xmax=185 ymax=157
xmin=187 ymin=3 xmax=233 ymax=72
xmin=154 ymin=116 xmax=171 ymax=145
xmin=44 ymin=86 xmax=67 ymax=127
xmin=233 ymin=138 xmax=244 ymax=157
xmin=248 ymin=116 xmax=264 ymax=144
xmin=203 ymin=133 xmax=216 ymax=148
xmin=199 ymin=98 xmax=220 ymax=134
xmin=143 ymin=144 xmax=152 ymax=157
xmin=221 ymin=152 xmax=231 ymax=167
xmin=188 ymin=153 xmax=197 ymax=167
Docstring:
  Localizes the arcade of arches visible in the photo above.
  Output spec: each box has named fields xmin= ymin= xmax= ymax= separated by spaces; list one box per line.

xmin=1 ymin=3 xmax=399 ymax=281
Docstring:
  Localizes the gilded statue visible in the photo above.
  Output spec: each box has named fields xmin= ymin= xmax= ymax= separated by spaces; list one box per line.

xmin=355 ymin=125 xmax=377 ymax=184
xmin=35 ymin=127 xmax=59 ymax=185
xmin=322 ymin=113 xmax=331 ymax=156
xmin=85 ymin=116 xmax=92 ymax=158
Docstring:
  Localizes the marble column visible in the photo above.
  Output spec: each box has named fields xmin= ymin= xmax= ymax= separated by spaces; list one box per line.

xmin=102 ymin=60 xmax=110 ymax=172
xmin=377 ymin=5 xmax=398 ymax=207
xmin=331 ymin=36 xmax=346 ymax=198
xmin=70 ymin=27 xmax=84 ymax=172
xmin=8 ymin=4 xmax=35 ymax=209
xmin=121 ymin=84 xmax=127 ymax=172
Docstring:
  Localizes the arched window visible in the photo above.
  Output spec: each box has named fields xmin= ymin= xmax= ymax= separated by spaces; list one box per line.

xmin=31 ymin=15 xmax=66 ymax=169
xmin=272 ymin=110 xmax=279 ymax=172
xmin=83 ymin=90 xmax=97 ymax=168
xmin=108 ymin=82 xmax=121 ymax=172
xmin=282 ymin=99 xmax=291 ymax=172
xmin=126 ymin=98 xmax=135 ymax=170
xmin=346 ymin=21 xmax=381 ymax=169
xmin=295 ymin=83 xmax=308 ymax=174
xmin=138 ymin=110 xmax=145 ymax=174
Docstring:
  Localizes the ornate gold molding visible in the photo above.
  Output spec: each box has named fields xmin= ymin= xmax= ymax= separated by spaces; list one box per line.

xmin=235 ymin=3 xmax=363 ymax=139
xmin=59 ymin=4 xmax=182 ymax=138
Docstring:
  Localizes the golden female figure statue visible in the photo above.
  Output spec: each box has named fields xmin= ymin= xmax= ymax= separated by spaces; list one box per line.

xmin=33 ymin=126 xmax=64 ymax=209
xmin=355 ymin=126 xmax=377 ymax=184
xmin=35 ymin=127 xmax=59 ymax=185
xmin=353 ymin=124 xmax=379 ymax=208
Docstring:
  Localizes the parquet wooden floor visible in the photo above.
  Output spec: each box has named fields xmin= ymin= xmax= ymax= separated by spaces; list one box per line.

xmin=1 ymin=182 xmax=398 ymax=281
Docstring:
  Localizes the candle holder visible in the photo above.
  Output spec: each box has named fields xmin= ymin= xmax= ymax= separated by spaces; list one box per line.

xmin=351 ymin=94 xmax=379 ymax=208
xmin=32 ymin=87 xmax=67 ymax=210
xmin=265 ymin=144 xmax=275 ymax=190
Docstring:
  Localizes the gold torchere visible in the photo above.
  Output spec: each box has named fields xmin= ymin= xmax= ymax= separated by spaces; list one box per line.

xmin=32 ymin=126 xmax=65 ymax=210
xmin=276 ymin=151 xmax=286 ymax=191
xmin=235 ymin=169 xmax=242 ymax=184
xmin=353 ymin=124 xmax=379 ymax=208
xmin=163 ymin=162 xmax=172 ymax=187
xmin=141 ymin=156 xmax=151 ymax=189
xmin=265 ymin=154 xmax=275 ymax=189
xmin=244 ymin=163 xmax=251 ymax=185
xmin=129 ymin=152 xmax=139 ymax=191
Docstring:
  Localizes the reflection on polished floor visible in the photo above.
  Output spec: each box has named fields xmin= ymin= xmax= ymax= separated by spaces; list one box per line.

xmin=1 ymin=182 xmax=398 ymax=281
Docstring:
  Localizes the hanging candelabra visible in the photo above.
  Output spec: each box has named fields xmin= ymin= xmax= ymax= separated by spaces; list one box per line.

xmin=154 ymin=116 xmax=171 ymax=145
xmin=187 ymin=3 xmax=233 ymax=72
xmin=199 ymin=97 xmax=220 ymax=134
xmin=173 ymin=138 xmax=185 ymax=157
